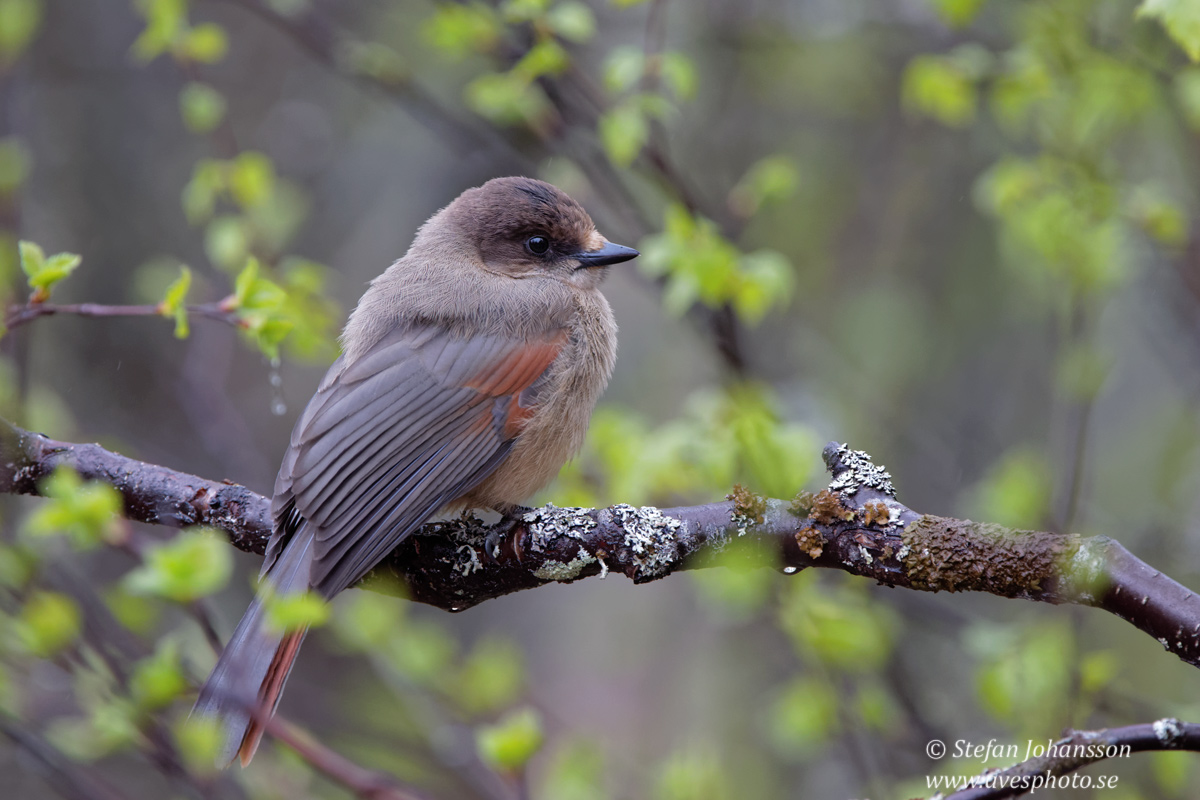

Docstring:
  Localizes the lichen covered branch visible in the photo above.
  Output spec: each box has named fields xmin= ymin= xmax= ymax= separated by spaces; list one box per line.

xmin=1 ymin=417 xmax=1197 ymax=668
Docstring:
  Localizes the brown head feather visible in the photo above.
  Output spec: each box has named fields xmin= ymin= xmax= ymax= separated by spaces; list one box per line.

xmin=447 ymin=177 xmax=600 ymax=275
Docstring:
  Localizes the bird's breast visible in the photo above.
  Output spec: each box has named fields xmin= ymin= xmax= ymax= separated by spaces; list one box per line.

xmin=456 ymin=291 xmax=617 ymax=510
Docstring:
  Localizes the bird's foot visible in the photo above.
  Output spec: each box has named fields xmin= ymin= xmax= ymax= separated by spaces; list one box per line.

xmin=483 ymin=505 xmax=533 ymax=563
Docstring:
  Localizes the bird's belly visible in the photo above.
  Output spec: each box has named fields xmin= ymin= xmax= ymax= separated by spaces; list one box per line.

xmin=455 ymin=390 xmax=589 ymax=512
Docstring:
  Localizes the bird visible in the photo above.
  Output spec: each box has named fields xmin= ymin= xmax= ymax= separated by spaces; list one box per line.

xmin=193 ymin=176 xmax=638 ymax=765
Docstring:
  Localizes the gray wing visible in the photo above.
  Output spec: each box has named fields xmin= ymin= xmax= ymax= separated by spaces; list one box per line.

xmin=266 ymin=322 xmax=568 ymax=597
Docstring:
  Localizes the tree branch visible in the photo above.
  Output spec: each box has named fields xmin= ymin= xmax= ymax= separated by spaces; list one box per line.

xmin=1 ymin=416 xmax=1197 ymax=668
xmin=265 ymin=715 xmax=429 ymax=800
xmin=940 ymin=718 xmax=1200 ymax=800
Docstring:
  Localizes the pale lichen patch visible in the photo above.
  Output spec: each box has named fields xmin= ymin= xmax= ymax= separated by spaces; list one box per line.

xmin=454 ymin=544 xmax=482 ymax=576
xmin=608 ymin=503 xmax=681 ymax=581
xmin=533 ymin=546 xmax=596 ymax=582
xmin=523 ymin=503 xmax=597 ymax=553
xmin=827 ymin=445 xmax=895 ymax=497
xmin=1153 ymin=717 xmax=1184 ymax=748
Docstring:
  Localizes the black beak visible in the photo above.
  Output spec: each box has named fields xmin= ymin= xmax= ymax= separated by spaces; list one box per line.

xmin=574 ymin=240 xmax=639 ymax=268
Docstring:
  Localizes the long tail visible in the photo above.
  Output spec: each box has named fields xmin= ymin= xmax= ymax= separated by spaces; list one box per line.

xmin=193 ymin=532 xmax=314 ymax=766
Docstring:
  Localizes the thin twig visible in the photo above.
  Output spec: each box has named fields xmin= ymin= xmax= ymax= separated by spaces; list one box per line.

xmin=265 ymin=715 xmax=429 ymax=800
xmin=3 ymin=301 xmax=241 ymax=333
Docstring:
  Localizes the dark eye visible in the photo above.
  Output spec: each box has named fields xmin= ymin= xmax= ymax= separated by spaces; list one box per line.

xmin=525 ymin=236 xmax=550 ymax=256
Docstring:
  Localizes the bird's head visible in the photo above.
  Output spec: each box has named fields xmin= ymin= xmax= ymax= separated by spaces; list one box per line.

xmin=448 ymin=176 xmax=639 ymax=289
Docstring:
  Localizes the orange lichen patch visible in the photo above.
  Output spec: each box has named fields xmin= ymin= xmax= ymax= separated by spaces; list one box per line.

xmin=809 ymin=489 xmax=855 ymax=525
xmin=727 ymin=484 xmax=767 ymax=526
xmin=901 ymin=515 xmax=1084 ymax=596
xmin=862 ymin=501 xmax=890 ymax=526
xmin=465 ymin=331 xmax=567 ymax=397
xmin=795 ymin=525 xmax=824 ymax=559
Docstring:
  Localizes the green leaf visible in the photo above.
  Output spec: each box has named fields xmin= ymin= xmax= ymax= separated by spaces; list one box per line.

xmin=778 ymin=575 xmax=895 ymax=670
xmin=855 ymin=682 xmax=898 ymax=730
xmin=277 ymin=257 xmax=341 ymax=361
xmin=1079 ymin=650 xmax=1119 ymax=694
xmin=158 ymin=266 xmax=192 ymax=338
xmin=332 ymin=591 xmax=406 ymax=652
xmin=173 ymin=715 xmax=223 ymax=776
xmin=476 ymin=707 xmax=544 ymax=772
xmin=465 ymin=71 xmax=547 ymax=124
xmin=766 ymin=676 xmax=839 ymax=755
xmin=262 ymin=590 xmax=330 ymax=634
xmin=0 ymin=137 xmax=30 ymax=195
xmin=423 ymin=3 xmax=500 ymax=60
xmin=453 ymin=638 xmax=525 ymax=714
xmin=974 ymin=157 xmax=1128 ymax=294
xmin=131 ymin=0 xmax=186 ymax=62
xmin=501 ymin=0 xmax=551 ymax=22
xmin=689 ymin=568 xmax=774 ymax=623
xmin=204 ymin=216 xmax=249 ymax=271
xmin=228 ymin=151 xmax=276 ymax=209
xmin=245 ymin=180 xmax=309 ymax=255
xmin=1151 ymin=751 xmax=1194 ymax=795
xmin=653 ymin=747 xmax=733 ymax=800
xmin=46 ymin=701 xmax=139 ymax=761
xmin=927 ymin=0 xmax=986 ymax=29
xmin=17 ymin=238 xmax=42 ymax=280
xmin=24 ymin=466 xmax=122 ymax=549
xmin=124 ymin=530 xmax=232 ymax=603
xmin=232 ymin=257 xmax=291 ymax=356
xmin=37 ymin=252 xmax=83 ymax=290
xmin=604 ymin=46 xmax=644 ymax=93
xmin=1129 ymin=185 xmax=1188 ymax=246
xmin=0 ymin=542 xmax=37 ymax=589
xmin=380 ymin=619 xmax=457 ymax=685
xmin=973 ymin=622 xmax=1074 ymax=733
xmin=901 ymin=54 xmax=977 ymax=127
xmin=1139 ymin=0 xmax=1200 ymax=61
xmin=539 ymin=740 xmax=608 ymax=800
xmin=512 ymin=39 xmax=570 ymax=80
xmin=104 ymin=585 xmax=161 ymax=635
xmin=17 ymin=590 xmax=81 ymax=657
xmin=659 ymin=52 xmax=697 ymax=100
xmin=179 ymin=82 xmax=226 ymax=133
xmin=251 ymin=318 xmax=293 ymax=359
xmin=598 ymin=104 xmax=648 ymax=167
xmin=130 ymin=640 xmax=189 ymax=710
xmin=182 ymin=159 xmax=226 ymax=224
xmin=547 ymin=1 xmax=596 ymax=42
xmin=20 ymin=240 xmax=81 ymax=298
xmin=729 ymin=155 xmax=800 ymax=217
xmin=972 ymin=447 xmax=1052 ymax=529
xmin=0 ymin=0 xmax=43 ymax=62
xmin=178 ymin=22 xmax=228 ymax=63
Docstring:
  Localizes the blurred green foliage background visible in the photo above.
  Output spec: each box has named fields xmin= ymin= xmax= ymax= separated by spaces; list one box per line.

xmin=1 ymin=0 xmax=1199 ymax=797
